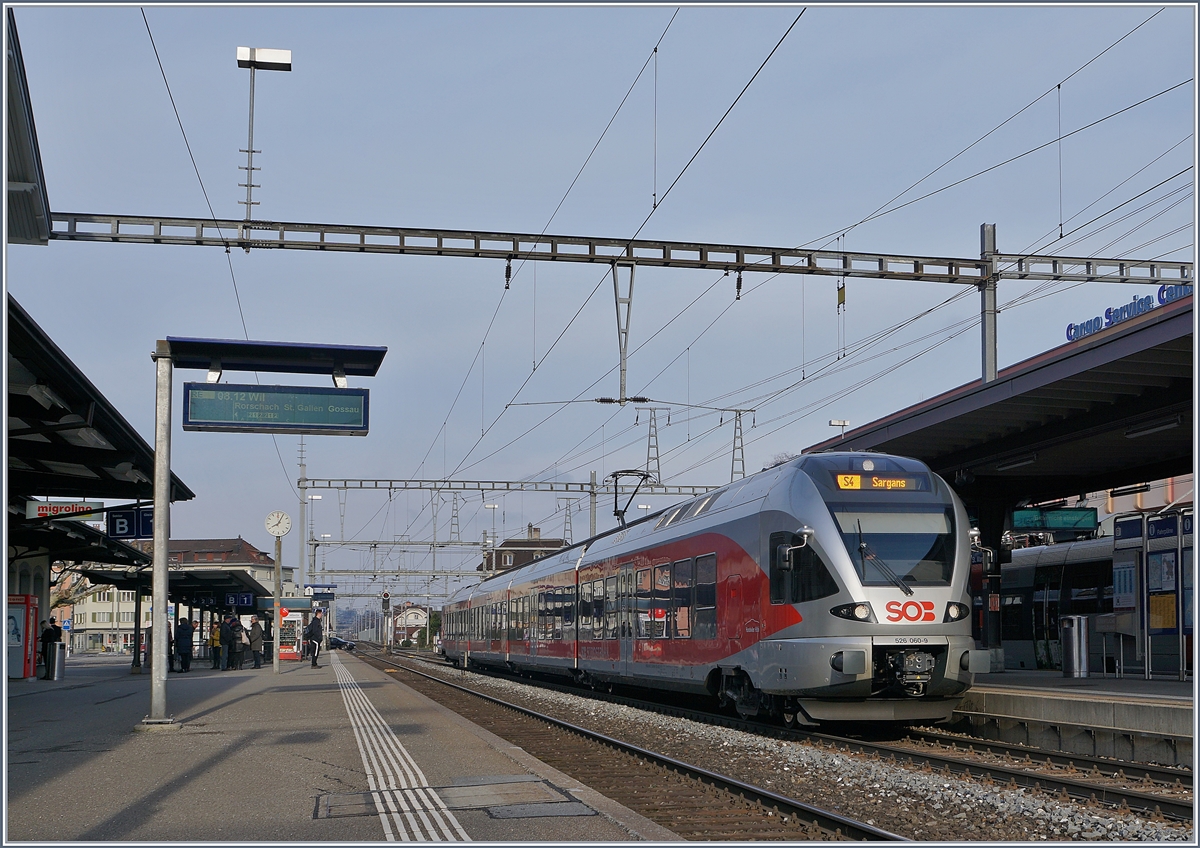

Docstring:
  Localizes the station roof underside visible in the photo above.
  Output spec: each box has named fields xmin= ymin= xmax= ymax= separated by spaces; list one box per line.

xmin=73 ymin=565 xmax=270 ymax=612
xmin=8 ymin=510 xmax=149 ymax=568
xmin=8 ymin=294 xmax=195 ymax=503
xmin=804 ymin=296 xmax=1193 ymax=505
xmin=6 ymin=9 xmax=51 ymax=246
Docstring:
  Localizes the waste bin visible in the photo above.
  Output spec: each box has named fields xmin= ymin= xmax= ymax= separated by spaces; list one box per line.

xmin=50 ymin=642 xmax=65 ymax=680
xmin=1060 ymin=615 xmax=1089 ymax=678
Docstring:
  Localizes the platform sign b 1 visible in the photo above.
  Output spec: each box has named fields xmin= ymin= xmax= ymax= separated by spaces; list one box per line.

xmin=107 ymin=506 xmax=156 ymax=539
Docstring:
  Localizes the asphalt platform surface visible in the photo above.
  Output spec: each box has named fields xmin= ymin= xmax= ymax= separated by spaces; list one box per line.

xmin=6 ymin=650 xmax=678 ymax=843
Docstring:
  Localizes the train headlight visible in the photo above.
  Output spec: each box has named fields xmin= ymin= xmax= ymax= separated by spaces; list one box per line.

xmin=943 ymin=602 xmax=970 ymax=622
xmin=830 ymin=602 xmax=876 ymax=623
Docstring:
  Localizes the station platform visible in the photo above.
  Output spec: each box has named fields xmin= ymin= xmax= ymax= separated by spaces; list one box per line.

xmin=6 ymin=651 xmax=679 ymax=842
xmin=953 ymin=668 xmax=1194 ymax=765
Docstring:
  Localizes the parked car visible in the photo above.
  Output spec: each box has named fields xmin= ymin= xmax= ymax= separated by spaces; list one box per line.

xmin=328 ymin=636 xmax=356 ymax=651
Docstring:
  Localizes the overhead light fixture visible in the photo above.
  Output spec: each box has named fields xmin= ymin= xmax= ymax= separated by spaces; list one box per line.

xmin=829 ymin=419 xmax=850 ymax=439
xmin=995 ymin=453 xmax=1038 ymax=472
xmin=75 ymin=428 xmax=112 ymax=449
xmin=237 ymin=46 xmax=292 ymax=71
xmin=27 ymin=383 xmax=68 ymax=410
xmin=1109 ymin=483 xmax=1150 ymax=498
xmin=112 ymin=461 xmax=151 ymax=484
xmin=1124 ymin=415 xmax=1182 ymax=439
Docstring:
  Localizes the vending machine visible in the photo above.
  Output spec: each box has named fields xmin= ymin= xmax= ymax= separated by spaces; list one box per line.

xmin=278 ymin=609 xmax=302 ymax=660
xmin=7 ymin=595 xmax=39 ymax=679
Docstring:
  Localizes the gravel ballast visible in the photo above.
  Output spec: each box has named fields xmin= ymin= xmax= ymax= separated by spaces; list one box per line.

xmin=407 ymin=657 xmax=1192 ymax=842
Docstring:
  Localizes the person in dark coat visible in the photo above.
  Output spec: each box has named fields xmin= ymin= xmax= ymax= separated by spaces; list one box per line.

xmin=219 ymin=615 xmax=234 ymax=670
xmin=229 ymin=617 xmax=246 ymax=670
xmin=248 ymin=619 xmax=264 ymax=669
xmin=174 ymin=618 xmax=194 ymax=673
xmin=305 ymin=609 xmax=324 ymax=668
xmin=39 ymin=620 xmax=54 ymax=679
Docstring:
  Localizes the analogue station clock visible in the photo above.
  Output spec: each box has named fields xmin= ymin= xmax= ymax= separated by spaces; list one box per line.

xmin=265 ymin=510 xmax=292 ymax=537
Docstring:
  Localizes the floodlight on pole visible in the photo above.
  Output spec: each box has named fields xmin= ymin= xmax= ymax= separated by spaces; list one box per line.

xmin=237 ymin=46 xmax=291 ymax=238
xmin=829 ymin=419 xmax=850 ymax=439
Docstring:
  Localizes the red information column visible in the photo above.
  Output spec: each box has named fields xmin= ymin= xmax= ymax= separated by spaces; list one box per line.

xmin=7 ymin=595 xmax=39 ymax=679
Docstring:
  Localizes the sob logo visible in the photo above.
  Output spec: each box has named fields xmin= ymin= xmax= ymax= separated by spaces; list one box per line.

xmin=885 ymin=600 xmax=936 ymax=622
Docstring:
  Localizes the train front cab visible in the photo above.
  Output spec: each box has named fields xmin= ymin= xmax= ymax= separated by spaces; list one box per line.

xmin=755 ymin=453 xmax=987 ymax=725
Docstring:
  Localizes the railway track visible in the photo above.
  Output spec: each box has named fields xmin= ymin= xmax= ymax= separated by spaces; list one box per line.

xmin=367 ymin=646 xmax=1192 ymax=823
xmin=899 ymin=728 xmax=1192 ymax=789
xmin=352 ymin=646 xmax=904 ymax=841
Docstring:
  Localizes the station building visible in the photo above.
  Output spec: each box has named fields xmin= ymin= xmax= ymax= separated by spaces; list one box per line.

xmin=65 ymin=538 xmax=297 ymax=654
xmin=481 ymin=524 xmax=565 ymax=573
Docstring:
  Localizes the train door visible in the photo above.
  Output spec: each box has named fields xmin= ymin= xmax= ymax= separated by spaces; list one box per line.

xmin=1033 ymin=562 xmax=1064 ymax=669
xmin=619 ymin=564 xmax=634 ymax=676
xmin=725 ymin=572 xmax=744 ymax=651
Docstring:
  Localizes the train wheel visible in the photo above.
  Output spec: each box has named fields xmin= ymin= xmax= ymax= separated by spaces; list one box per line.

xmin=782 ymin=711 xmax=797 ymax=729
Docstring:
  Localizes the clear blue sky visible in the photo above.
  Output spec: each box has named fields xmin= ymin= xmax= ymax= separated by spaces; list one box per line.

xmin=7 ymin=4 xmax=1195 ymax=605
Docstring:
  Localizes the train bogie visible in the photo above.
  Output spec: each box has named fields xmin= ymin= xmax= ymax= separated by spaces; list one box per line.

xmin=443 ymin=452 xmax=988 ymax=725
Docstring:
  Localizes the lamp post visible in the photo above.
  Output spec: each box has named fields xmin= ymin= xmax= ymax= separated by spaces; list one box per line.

xmin=829 ymin=419 xmax=850 ymax=439
xmin=236 ymin=46 xmax=291 ymax=228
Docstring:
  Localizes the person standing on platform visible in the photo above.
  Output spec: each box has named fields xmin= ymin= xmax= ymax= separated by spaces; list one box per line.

xmin=229 ymin=617 xmax=246 ymax=670
xmin=208 ymin=621 xmax=221 ymax=669
xmin=248 ymin=618 xmax=264 ymax=669
xmin=39 ymin=620 xmax=53 ymax=679
xmin=174 ymin=617 xmax=194 ymax=673
xmin=219 ymin=615 xmax=234 ymax=670
xmin=306 ymin=609 xmax=324 ymax=668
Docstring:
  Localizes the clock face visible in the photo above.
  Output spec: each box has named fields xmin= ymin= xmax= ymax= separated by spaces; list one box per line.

xmin=265 ymin=510 xmax=292 ymax=537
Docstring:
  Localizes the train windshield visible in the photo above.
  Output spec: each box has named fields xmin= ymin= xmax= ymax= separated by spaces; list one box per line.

xmin=830 ymin=506 xmax=955 ymax=587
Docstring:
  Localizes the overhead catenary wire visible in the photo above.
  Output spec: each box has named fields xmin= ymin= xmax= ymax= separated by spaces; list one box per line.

xmin=407 ymin=9 xmax=680 ymax=485
xmin=443 ymin=11 xmax=809 ymax=483
xmin=140 ymin=7 xmax=296 ymax=499
xmin=331 ymin=14 xmax=1190 ymax=556
xmin=797 ymin=7 xmax=1168 ymax=253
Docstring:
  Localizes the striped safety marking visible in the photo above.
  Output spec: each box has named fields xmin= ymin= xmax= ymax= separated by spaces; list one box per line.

xmin=332 ymin=652 xmax=470 ymax=841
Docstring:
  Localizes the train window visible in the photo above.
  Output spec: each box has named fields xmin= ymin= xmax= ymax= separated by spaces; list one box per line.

xmin=769 ymin=531 xmax=792 ymax=605
xmin=635 ymin=569 xmax=652 ymax=638
xmin=694 ymin=553 xmax=717 ymax=640
xmin=580 ymin=581 xmax=593 ymax=639
xmin=832 ymin=507 xmax=955 ymax=587
xmin=653 ymin=564 xmax=671 ymax=638
xmin=605 ymin=576 xmax=618 ymax=639
xmin=793 ymin=545 xmax=839 ymax=603
xmin=564 ymin=586 xmax=575 ymax=630
xmin=590 ymin=580 xmax=603 ymax=638
xmin=673 ymin=559 xmax=693 ymax=638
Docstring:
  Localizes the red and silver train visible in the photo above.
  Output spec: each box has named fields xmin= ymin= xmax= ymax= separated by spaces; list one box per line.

xmin=442 ymin=452 xmax=989 ymax=725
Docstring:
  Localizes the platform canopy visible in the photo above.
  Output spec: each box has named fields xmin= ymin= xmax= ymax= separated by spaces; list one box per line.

xmin=165 ymin=337 xmax=387 ymax=377
xmin=73 ymin=564 xmax=270 ymax=613
xmin=6 ymin=9 xmax=50 ymax=245
xmin=8 ymin=295 xmax=195 ymax=503
xmin=7 ymin=501 xmax=149 ymax=568
xmin=804 ymin=296 xmax=1193 ymax=508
